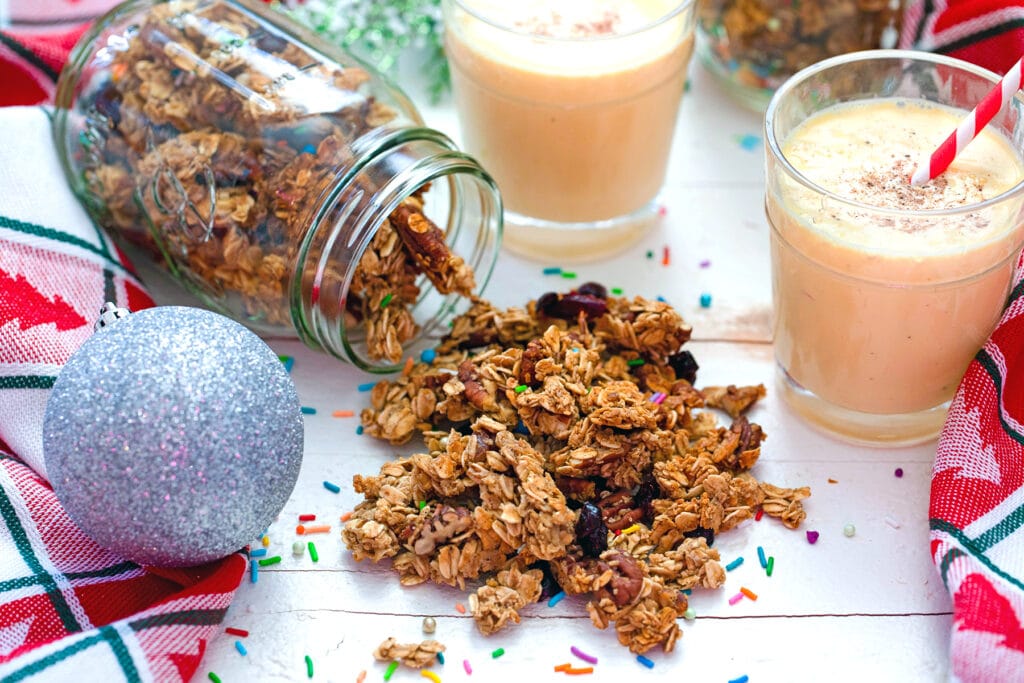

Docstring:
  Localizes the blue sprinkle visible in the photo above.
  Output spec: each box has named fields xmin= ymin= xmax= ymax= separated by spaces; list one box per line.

xmin=734 ymin=133 xmax=760 ymax=151
xmin=547 ymin=590 xmax=566 ymax=607
xmin=757 ymin=546 xmax=767 ymax=569
xmin=513 ymin=420 xmax=531 ymax=436
xmin=420 ymin=348 xmax=437 ymax=364
xmin=356 ymin=425 xmax=364 ymax=435
xmin=323 ymin=480 xmax=341 ymax=494
xmin=235 ymin=640 xmax=247 ymax=656
xmin=725 ymin=557 xmax=744 ymax=572
xmin=278 ymin=355 xmax=294 ymax=372
xmin=542 ymin=266 xmax=562 ymax=275
xmin=636 ymin=655 xmax=655 ymax=669
xmin=357 ymin=382 xmax=377 ymax=392
xmin=571 ymin=347 xmax=580 ymax=352
xmin=656 ymin=296 xmax=667 ymax=303
xmin=682 ymin=589 xmax=692 ymax=595
xmin=250 ymin=548 xmax=267 ymax=558
xmin=437 ymin=652 xmax=445 ymax=665
xmin=249 ymin=559 xmax=258 ymax=583
xmin=301 ymin=406 xmax=317 ymax=415
xmin=301 ymin=143 xmax=317 ymax=155
xmin=699 ymin=292 xmax=712 ymax=308
xmin=728 ymin=676 xmax=750 ymax=683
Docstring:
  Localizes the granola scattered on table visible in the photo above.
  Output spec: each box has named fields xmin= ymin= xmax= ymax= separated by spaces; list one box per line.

xmin=345 ymin=285 xmax=811 ymax=654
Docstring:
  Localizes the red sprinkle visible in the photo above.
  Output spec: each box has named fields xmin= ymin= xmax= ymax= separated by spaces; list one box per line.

xmin=225 ymin=627 xmax=248 ymax=637
xmin=754 ymin=508 xmax=764 ymax=521
xmin=661 ymin=245 xmax=670 ymax=266
xmin=298 ymin=514 xmax=316 ymax=522
xmin=455 ymin=603 xmax=466 ymax=614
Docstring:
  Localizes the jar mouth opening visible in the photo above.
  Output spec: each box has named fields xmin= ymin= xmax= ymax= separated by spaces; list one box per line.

xmin=764 ymin=50 xmax=1024 ymax=221
xmin=450 ymin=0 xmax=695 ymax=43
xmin=297 ymin=130 xmax=502 ymax=373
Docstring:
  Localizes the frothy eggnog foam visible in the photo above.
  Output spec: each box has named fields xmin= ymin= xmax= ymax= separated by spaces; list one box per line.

xmin=781 ymin=98 xmax=1024 ymax=254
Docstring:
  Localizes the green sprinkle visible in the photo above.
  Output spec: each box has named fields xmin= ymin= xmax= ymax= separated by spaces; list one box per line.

xmin=278 ymin=355 xmax=294 ymax=372
xmin=418 ymin=500 xmax=427 ymax=510
xmin=380 ymin=293 xmax=394 ymax=309
xmin=305 ymin=654 xmax=314 ymax=678
xmin=627 ymin=358 xmax=645 ymax=367
xmin=766 ymin=556 xmax=775 ymax=577
xmin=384 ymin=661 xmax=399 ymax=681
xmin=646 ymin=250 xmax=654 ymax=259
xmin=491 ymin=648 xmax=505 ymax=659
xmin=514 ymin=384 xmax=528 ymax=393
xmin=258 ymin=555 xmax=282 ymax=567
xmin=560 ymin=271 xmax=577 ymax=279
xmin=308 ymin=541 xmax=319 ymax=563
xmin=611 ymin=287 xmax=623 ymax=295
xmin=208 ymin=674 xmax=222 ymax=683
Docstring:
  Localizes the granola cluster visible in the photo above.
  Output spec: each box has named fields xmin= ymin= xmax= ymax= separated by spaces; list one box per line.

xmin=698 ymin=0 xmax=902 ymax=92
xmin=77 ymin=0 xmax=473 ymax=362
xmin=372 ymin=637 xmax=445 ymax=669
xmin=345 ymin=287 xmax=811 ymax=653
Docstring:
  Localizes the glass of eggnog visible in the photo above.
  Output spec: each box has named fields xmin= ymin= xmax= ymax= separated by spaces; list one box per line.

xmin=442 ymin=0 xmax=696 ymax=261
xmin=765 ymin=50 xmax=1024 ymax=446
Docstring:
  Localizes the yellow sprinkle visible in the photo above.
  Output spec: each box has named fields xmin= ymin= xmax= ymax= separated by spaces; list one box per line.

xmin=621 ymin=524 xmax=641 ymax=535
xmin=261 ymin=536 xmax=270 ymax=547
xmin=421 ymin=671 xmax=442 ymax=683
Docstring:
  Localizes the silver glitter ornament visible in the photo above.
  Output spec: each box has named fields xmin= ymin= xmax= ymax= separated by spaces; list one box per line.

xmin=43 ymin=305 xmax=304 ymax=567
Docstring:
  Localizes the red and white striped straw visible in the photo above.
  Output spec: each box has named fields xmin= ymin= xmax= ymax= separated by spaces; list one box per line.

xmin=910 ymin=56 xmax=1024 ymax=186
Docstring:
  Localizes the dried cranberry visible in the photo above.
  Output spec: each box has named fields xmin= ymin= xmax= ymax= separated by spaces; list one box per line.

xmin=634 ymin=474 xmax=661 ymax=524
xmin=91 ymin=86 xmax=122 ymax=127
xmin=255 ymin=31 xmax=288 ymax=54
xmin=536 ymin=291 xmax=560 ymax=317
xmin=553 ymin=293 xmax=608 ymax=320
xmin=684 ymin=526 xmax=715 ymax=546
xmin=533 ymin=561 xmax=562 ymax=600
xmin=576 ymin=281 xmax=608 ymax=299
xmin=668 ymin=350 xmax=699 ymax=384
xmin=576 ymin=502 xmax=608 ymax=557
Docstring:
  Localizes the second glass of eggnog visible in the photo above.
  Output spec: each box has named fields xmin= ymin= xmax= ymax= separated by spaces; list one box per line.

xmin=765 ymin=51 xmax=1024 ymax=446
xmin=442 ymin=0 xmax=695 ymax=261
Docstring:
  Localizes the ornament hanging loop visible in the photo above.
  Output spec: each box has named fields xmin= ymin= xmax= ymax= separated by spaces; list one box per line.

xmin=95 ymin=302 xmax=131 ymax=331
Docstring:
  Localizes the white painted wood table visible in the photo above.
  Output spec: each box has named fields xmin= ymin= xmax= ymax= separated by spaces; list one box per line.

xmin=145 ymin=63 xmax=953 ymax=683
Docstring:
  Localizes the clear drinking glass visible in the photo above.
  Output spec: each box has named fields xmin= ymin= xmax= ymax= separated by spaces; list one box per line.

xmin=765 ymin=50 xmax=1024 ymax=445
xmin=442 ymin=0 xmax=696 ymax=261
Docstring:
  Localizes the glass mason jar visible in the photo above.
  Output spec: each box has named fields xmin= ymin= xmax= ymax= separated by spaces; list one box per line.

xmin=53 ymin=0 xmax=502 ymax=372
xmin=696 ymin=0 xmax=904 ymax=111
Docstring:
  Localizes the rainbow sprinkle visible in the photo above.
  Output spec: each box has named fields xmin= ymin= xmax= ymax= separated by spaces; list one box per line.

xmin=757 ymin=546 xmax=767 ymax=568
xmin=250 ymin=548 xmax=267 ymax=558
xmin=766 ymin=556 xmax=775 ymax=577
xmin=561 ymin=271 xmax=577 ymax=279
xmin=258 ymin=556 xmax=281 ymax=567
xmin=384 ymin=661 xmax=399 ymax=681
xmin=421 ymin=348 xmax=437 ymax=364
xmin=305 ymin=655 xmax=314 ymax=678
xmin=740 ymin=587 xmax=758 ymax=601
xmin=463 ymin=659 xmax=473 ymax=675
xmin=323 ymin=481 xmax=341 ymax=493
xmin=491 ymin=648 xmax=505 ymax=659
xmin=234 ymin=640 xmax=247 ymax=656
xmin=728 ymin=676 xmax=750 ymax=683
xmin=548 ymin=591 xmax=566 ymax=607
xmin=225 ymin=628 xmax=248 ymax=637
xmin=570 ymin=646 xmax=597 ymax=664
xmin=380 ymin=293 xmax=394 ymax=309
xmin=249 ymin=559 xmax=258 ymax=583
xmin=421 ymin=671 xmax=441 ymax=683
xmin=636 ymin=655 xmax=655 ymax=669
xmin=543 ymin=266 xmax=562 ymax=275
xmin=308 ymin=542 xmax=319 ymax=563
xmin=728 ymin=592 xmax=744 ymax=605
xmin=627 ymin=358 xmax=645 ymax=367
xmin=208 ymin=674 xmax=221 ymax=683
xmin=278 ymin=355 xmax=294 ymax=372
xmin=806 ymin=530 xmax=820 ymax=544
xmin=357 ymin=382 xmax=376 ymax=392
xmin=699 ymin=292 xmax=712 ymax=308
xmin=725 ymin=557 xmax=743 ymax=571
xmin=300 ymin=406 xmax=317 ymax=415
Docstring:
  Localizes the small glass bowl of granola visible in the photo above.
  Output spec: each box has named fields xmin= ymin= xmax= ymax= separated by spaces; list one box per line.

xmin=696 ymin=0 xmax=904 ymax=111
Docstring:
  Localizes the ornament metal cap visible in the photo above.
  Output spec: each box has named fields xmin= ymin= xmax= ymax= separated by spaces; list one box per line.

xmin=95 ymin=302 xmax=131 ymax=331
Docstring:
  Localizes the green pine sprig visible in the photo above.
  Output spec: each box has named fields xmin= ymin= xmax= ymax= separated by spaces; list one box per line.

xmin=274 ymin=0 xmax=450 ymax=102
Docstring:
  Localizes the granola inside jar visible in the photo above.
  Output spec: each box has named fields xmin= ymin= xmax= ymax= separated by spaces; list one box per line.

xmin=696 ymin=0 xmax=904 ymax=111
xmin=53 ymin=0 xmax=502 ymax=371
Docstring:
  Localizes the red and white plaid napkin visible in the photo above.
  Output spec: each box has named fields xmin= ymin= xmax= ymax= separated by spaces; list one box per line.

xmin=0 ymin=104 xmax=246 ymax=683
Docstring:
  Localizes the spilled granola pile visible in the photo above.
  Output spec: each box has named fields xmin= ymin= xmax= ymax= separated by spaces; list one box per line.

xmin=344 ymin=285 xmax=810 ymax=654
